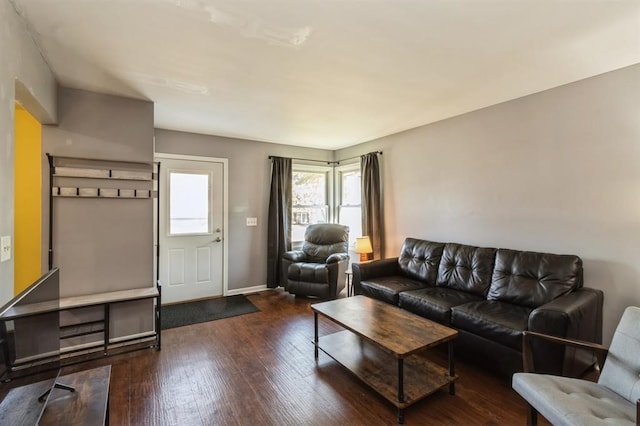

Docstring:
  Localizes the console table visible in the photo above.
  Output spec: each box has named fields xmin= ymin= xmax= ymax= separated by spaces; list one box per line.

xmin=0 ymin=365 xmax=111 ymax=425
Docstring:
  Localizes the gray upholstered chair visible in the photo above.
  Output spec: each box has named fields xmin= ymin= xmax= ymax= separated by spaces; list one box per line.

xmin=281 ymin=224 xmax=349 ymax=299
xmin=513 ymin=306 xmax=640 ymax=426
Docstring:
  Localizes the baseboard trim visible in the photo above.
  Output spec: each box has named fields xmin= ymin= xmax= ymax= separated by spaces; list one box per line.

xmin=226 ymin=285 xmax=268 ymax=296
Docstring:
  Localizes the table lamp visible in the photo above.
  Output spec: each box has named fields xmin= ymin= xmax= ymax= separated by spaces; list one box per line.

xmin=354 ymin=236 xmax=373 ymax=262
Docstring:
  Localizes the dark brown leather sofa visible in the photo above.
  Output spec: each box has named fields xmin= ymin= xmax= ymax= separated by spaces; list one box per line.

xmin=352 ymin=238 xmax=603 ymax=377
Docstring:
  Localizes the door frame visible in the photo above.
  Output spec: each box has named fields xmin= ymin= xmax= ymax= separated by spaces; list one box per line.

xmin=154 ymin=152 xmax=229 ymax=297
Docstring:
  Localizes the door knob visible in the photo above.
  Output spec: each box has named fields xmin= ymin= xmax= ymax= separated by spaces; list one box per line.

xmin=213 ymin=237 xmax=222 ymax=243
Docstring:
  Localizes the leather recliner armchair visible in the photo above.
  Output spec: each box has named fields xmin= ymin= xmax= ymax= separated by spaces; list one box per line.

xmin=281 ymin=224 xmax=349 ymax=299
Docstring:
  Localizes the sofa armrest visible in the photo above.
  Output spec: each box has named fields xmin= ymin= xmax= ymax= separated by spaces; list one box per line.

xmin=529 ymin=287 xmax=603 ymax=341
xmin=282 ymin=250 xmax=307 ymax=262
xmin=522 ymin=330 xmax=608 ymax=373
xmin=527 ymin=287 xmax=603 ymax=375
xmin=326 ymin=253 xmax=349 ymax=264
xmin=353 ymin=257 xmax=399 ymax=279
xmin=352 ymin=257 xmax=399 ymax=295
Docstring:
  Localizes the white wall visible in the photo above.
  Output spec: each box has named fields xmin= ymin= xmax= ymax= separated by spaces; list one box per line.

xmin=0 ymin=1 xmax=56 ymax=305
xmin=337 ymin=64 xmax=640 ymax=345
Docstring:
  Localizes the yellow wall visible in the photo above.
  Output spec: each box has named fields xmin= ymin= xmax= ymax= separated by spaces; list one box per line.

xmin=14 ymin=104 xmax=42 ymax=295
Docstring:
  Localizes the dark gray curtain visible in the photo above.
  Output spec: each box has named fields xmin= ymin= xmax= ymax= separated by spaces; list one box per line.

xmin=267 ymin=157 xmax=292 ymax=287
xmin=361 ymin=152 xmax=384 ymax=260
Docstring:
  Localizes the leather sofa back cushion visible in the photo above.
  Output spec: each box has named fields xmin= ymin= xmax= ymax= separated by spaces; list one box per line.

xmin=488 ymin=249 xmax=584 ymax=308
xmin=437 ymin=243 xmax=496 ymax=296
xmin=398 ymin=238 xmax=445 ymax=284
xmin=303 ymin=224 xmax=349 ymax=263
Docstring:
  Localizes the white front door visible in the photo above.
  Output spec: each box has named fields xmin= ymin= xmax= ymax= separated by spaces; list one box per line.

xmin=157 ymin=155 xmax=227 ymax=304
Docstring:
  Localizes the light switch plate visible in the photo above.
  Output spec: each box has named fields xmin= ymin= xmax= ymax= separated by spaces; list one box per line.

xmin=1 ymin=236 xmax=11 ymax=262
xmin=246 ymin=217 xmax=258 ymax=227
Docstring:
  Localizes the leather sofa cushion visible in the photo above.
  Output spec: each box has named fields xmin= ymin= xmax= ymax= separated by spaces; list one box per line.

xmin=302 ymin=224 xmax=349 ymax=263
xmin=451 ymin=301 xmax=532 ymax=351
xmin=488 ymin=249 xmax=583 ymax=308
xmin=399 ymin=287 xmax=484 ymax=325
xmin=436 ymin=243 xmax=496 ymax=296
xmin=360 ymin=275 xmax=428 ymax=305
xmin=287 ymin=262 xmax=328 ymax=283
xmin=397 ymin=238 xmax=445 ymax=284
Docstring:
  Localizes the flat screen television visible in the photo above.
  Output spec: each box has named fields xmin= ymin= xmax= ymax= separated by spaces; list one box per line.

xmin=0 ymin=267 xmax=61 ymax=378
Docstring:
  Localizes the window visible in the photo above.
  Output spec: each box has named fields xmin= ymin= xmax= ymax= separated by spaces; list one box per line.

xmin=290 ymin=162 xmax=362 ymax=247
xmin=336 ymin=163 xmax=361 ymax=247
xmin=292 ymin=164 xmax=332 ymax=244
xmin=169 ymin=171 xmax=210 ymax=235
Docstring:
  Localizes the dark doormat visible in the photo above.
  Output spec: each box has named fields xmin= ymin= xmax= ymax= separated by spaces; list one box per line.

xmin=161 ymin=295 xmax=260 ymax=330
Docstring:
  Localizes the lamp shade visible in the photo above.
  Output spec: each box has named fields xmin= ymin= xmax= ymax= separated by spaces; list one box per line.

xmin=354 ymin=236 xmax=373 ymax=261
xmin=354 ymin=236 xmax=373 ymax=254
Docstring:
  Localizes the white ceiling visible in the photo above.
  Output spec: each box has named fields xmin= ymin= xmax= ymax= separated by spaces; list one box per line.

xmin=11 ymin=0 xmax=640 ymax=150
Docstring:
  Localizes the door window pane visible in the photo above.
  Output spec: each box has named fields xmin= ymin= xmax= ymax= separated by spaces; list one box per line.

xmin=169 ymin=172 xmax=210 ymax=235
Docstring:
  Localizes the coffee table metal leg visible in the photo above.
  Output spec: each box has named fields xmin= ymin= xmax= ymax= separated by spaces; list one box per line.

xmin=314 ymin=312 xmax=319 ymax=359
xmin=398 ymin=357 xmax=405 ymax=423
xmin=398 ymin=357 xmax=404 ymax=402
xmin=448 ymin=340 xmax=455 ymax=395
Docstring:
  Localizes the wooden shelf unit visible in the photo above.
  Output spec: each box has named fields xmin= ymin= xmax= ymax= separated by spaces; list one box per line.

xmin=0 ymin=286 xmax=161 ymax=375
xmin=48 ymin=154 xmax=158 ymax=200
xmin=4 ymin=154 xmax=165 ymax=378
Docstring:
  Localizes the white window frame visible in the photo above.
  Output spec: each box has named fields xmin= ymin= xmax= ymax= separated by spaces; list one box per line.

xmin=291 ymin=163 xmax=334 ymax=248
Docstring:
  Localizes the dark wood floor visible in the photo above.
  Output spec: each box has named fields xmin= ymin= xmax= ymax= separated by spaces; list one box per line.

xmin=0 ymin=289 xmax=540 ymax=425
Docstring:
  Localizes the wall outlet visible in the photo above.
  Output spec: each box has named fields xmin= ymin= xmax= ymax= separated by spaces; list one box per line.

xmin=246 ymin=217 xmax=258 ymax=227
xmin=1 ymin=236 xmax=11 ymax=262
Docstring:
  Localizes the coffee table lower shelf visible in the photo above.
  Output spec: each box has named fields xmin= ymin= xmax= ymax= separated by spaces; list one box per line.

xmin=315 ymin=330 xmax=457 ymax=411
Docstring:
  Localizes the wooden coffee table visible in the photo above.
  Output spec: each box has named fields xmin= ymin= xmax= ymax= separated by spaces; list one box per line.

xmin=311 ymin=295 xmax=458 ymax=423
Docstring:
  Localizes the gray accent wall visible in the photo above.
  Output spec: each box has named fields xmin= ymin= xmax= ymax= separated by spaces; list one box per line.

xmin=43 ymin=87 xmax=155 ymax=290
xmin=45 ymin=88 xmax=153 ymax=163
xmin=336 ymin=64 xmax=640 ymax=345
xmin=42 ymin=87 xmax=155 ymax=340
xmin=155 ymin=130 xmax=333 ymax=292
xmin=0 ymin=1 xmax=57 ymax=305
